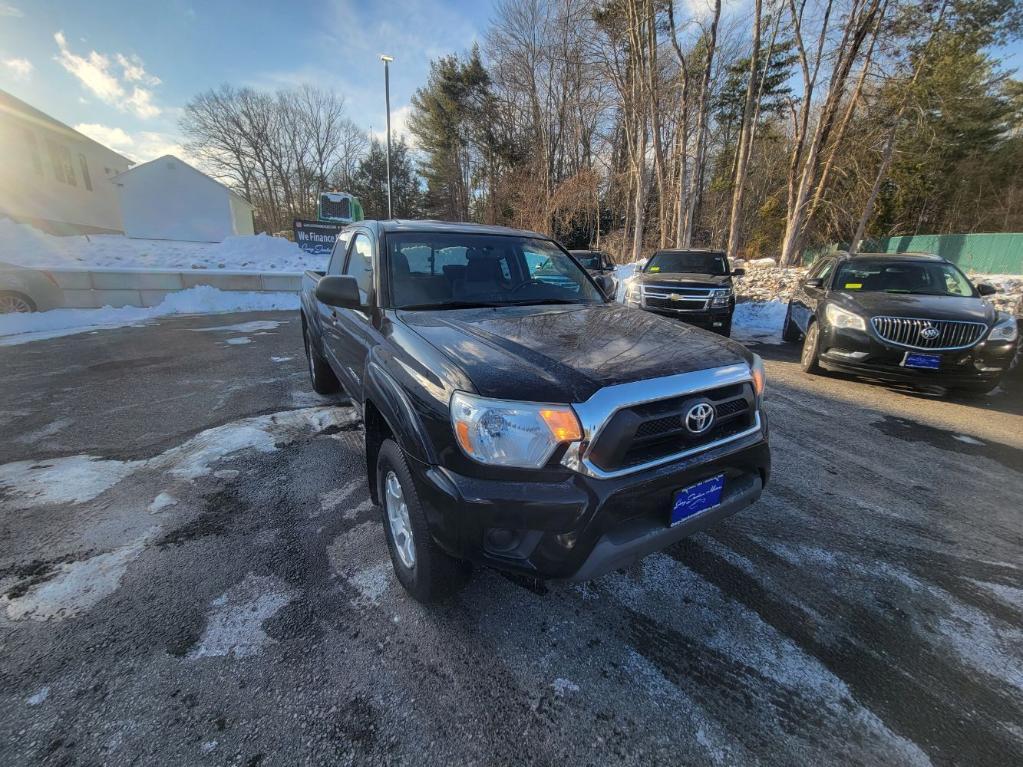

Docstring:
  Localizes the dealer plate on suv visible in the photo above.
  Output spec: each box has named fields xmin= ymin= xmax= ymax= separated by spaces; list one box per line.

xmin=902 ymin=352 xmax=941 ymax=370
xmin=671 ymin=474 xmax=725 ymax=526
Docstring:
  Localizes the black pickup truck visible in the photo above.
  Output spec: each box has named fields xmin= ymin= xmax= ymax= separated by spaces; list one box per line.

xmin=301 ymin=220 xmax=769 ymax=601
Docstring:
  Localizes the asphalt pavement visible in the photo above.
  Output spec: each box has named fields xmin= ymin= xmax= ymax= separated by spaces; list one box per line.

xmin=0 ymin=311 xmax=1020 ymax=766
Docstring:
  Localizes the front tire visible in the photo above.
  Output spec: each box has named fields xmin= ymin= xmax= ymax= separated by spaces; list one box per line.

xmin=800 ymin=321 xmax=822 ymax=374
xmin=376 ymin=439 xmax=468 ymax=603
xmin=303 ymin=321 xmax=340 ymax=395
xmin=0 ymin=291 xmax=35 ymax=314
xmin=781 ymin=304 xmax=802 ymax=343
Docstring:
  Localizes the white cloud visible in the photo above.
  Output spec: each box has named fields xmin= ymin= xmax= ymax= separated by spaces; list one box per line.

xmin=2 ymin=57 xmax=32 ymax=79
xmin=53 ymin=30 xmax=162 ymax=119
xmin=371 ymin=104 xmax=415 ymax=147
xmin=74 ymin=122 xmax=189 ymax=164
xmin=0 ymin=3 xmax=23 ymax=18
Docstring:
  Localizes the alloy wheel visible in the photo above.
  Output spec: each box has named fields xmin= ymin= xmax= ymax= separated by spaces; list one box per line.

xmin=0 ymin=294 xmax=33 ymax=314
xmin=384 ymin=471 xmax=416 ymax=568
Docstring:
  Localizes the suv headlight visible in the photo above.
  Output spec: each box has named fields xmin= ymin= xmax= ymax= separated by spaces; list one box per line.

xmin=450 ymin=392 xmax=582 ymax=468
xmin=825 ymin=303 xmax=867 ymax=331
xmin=710 ymin=287 xmax=733 ymax=307
xmin=624 ymin=282 xmax=640 ymax=306
xmin=989 ymin=314 xmax=1019 ymax=342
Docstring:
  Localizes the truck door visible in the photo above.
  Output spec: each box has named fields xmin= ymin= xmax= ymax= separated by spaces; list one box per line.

xmin=326 ymin=230 xmax=380 ymax=402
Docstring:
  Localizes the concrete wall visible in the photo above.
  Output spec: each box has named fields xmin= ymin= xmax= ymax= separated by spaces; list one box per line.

xmin=117 ymin=157 xmax=236 ymax=243
xmin=0 ymin=95 xmax=132 ymax=234
xmin=229 ymin=195 xmax=255 ymax=236
xmin=47 ymin=268 xmax=301 ymax=308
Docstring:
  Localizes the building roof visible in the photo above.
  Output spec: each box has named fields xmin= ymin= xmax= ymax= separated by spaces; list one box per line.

xmin=0 ymin=88 xmax=134 ymax=165
xmin=111 ymin=154 xmax=254 ymax=209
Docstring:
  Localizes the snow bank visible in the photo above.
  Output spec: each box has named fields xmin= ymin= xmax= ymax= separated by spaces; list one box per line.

xmin=0 ymin=218 xmax=318 ymax=272
xmin=731 ymin=300 xmax=788 ymax=345
xmin=0 ymin=285 xmax=299 ymax=346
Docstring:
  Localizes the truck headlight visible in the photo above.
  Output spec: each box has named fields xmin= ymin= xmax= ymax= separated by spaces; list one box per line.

xmin=988 ymin=314 xmax=1019 ymax=342
xmin=825 ymin=304 xmax=867 ymax=331
xmin=710 ymin=288 xmax=733 ymax=307
xmin=624 ymin=282 xmax=641 ymax=306
xmin=751 ymin=354 xmax=766 ymax=400
xmin=450 ymin=392 xmax=582 ymax=468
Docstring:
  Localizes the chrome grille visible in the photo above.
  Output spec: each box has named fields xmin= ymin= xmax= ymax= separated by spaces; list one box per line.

xmin=870 ymin=316 xmax=987 ymax=350
xmin=641 ymin=284 xmax=714 ymax=311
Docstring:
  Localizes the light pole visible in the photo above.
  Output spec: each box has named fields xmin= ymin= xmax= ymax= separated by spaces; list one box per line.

xmin=380 ymin=54 xmax=394 ymax=219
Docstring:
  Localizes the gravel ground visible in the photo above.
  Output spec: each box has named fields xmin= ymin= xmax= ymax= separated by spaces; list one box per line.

xmin=0 ymin=312 xmax=1020 ymax=766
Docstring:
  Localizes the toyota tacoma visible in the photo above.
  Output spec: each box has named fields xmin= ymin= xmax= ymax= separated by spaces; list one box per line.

xmin=301 ymin=221 xmax=769 ymax=601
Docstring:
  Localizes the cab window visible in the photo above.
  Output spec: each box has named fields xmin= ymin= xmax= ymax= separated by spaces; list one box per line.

xmin=345 ymin=233 xmax=374 ymax=304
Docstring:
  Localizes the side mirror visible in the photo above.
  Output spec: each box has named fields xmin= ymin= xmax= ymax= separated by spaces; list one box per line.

xmin=977 ymin=283 xmax=997 ymax=296
xmin=316 ymin=275 xmax=363 ymax=309
xmin=731 ymin=268 xmax=746 ymax=277
xmin=804 ymin=277 xmax=824 ymax=290
xmin=596 ymin=274 xmax=616 ymax=298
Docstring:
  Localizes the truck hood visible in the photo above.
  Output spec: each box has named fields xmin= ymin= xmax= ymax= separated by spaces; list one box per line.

xmin=832 ymin=291 xmax=997 ymax=324
xmin=397 ymin=303 xmax=751 ymax=402
xmin=634 ymin=272 xmax=731 ymax=287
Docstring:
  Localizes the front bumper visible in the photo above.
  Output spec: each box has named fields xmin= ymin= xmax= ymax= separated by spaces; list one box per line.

xmin=406 ymin=424 xmax=769 ymax=580
xmin=641 ymin=305 xmax=733 ymax=330
xmin=818 ymin=325 xmax=1015 ymax=385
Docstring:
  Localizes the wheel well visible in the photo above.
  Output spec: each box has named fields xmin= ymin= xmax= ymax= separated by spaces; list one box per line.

xmin=363 ymin=400 xmax=394 ymax=504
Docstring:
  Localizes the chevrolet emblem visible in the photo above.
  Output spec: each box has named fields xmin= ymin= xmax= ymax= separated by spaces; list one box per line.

xmin=669 ymin=293 xmax=682 ymax=301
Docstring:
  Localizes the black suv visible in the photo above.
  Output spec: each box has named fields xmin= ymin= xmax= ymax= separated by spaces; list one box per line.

xmin=300 ymin=221 xmax=769 ymax=601
xmin=783 ymin=251 xmax=1018 ymax=394
xmin=623 ymin=249 xmax=744 ymax=336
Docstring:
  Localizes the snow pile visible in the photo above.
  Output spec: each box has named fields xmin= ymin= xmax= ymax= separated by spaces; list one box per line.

xmin=0 ymin=218 xmax=317 ymax=272
xmin=0 ymin=285 xmax=299 ymax=346
xmin=731 ymin=300 xmax=788 ymax=345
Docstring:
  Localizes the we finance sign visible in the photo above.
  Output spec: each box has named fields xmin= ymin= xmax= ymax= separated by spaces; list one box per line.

xmin=293 ymin=219 xmax=343 ymax=256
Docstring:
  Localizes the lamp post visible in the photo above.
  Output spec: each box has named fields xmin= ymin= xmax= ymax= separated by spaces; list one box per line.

xmin=380 ymin=54 xmax=394 ymax=219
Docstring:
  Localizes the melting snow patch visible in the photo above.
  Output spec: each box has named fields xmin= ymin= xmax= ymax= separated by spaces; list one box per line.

xmin=225 ymin=337 xmax=251 ymax=345
xmin=953 ymin=434 xmax=985 ymax=446
xmin=551 ymin=678 xmax=580 ymax=696
xmin=4 ymin=540 xmax=147 ymax=621
xmin=187 ymin=574 xmax=293 ymax=659
xmin=731 ymin=300 xmax=787 ymax=345
xmin=214 ymin=469 xmax=240 ymax=480
xmin=271 ymin=356 xmax=293 ymax=363
xmin=148 ymin=492 xmax=177 ymax=513
xmin=0 ymin=455 xmax=142 ymax=509
xmin=26 ymin=687 xmax=50 ymax=706
xmin=194 ymin=320 xmax=282 ymax=333
xmin=320 ymin=481 xmax=363 ymax=513
xmin=347 ymin=562 xmax=392 ymax=605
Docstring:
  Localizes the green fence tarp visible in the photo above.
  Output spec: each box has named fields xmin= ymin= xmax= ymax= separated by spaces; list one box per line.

xmin=808 ymin=233 xmax=1023 ymax=275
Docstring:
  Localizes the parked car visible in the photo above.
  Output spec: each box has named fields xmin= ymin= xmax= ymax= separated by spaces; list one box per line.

xmin=300 ymin=220 xmax=769 ymax=602
xmin=782 ymin=251 xmax=1018 ymax=394
xmin=0 ymin=262 xmax=64 ymax=313
xmin=569 ymin=249 xmax=618 ymax=298
xmin=623 ymin=249 xmax=744 ymax=336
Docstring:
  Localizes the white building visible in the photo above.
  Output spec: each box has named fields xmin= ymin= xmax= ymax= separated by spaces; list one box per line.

xmin=0 ymin=88 xmax=133 ymax=235
xmin=113 ymin=155 xmax=255 ymax=242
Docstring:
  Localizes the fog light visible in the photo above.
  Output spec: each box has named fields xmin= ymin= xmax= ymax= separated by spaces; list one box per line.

xmin=484 ymin=528 xmax=520 ymax=554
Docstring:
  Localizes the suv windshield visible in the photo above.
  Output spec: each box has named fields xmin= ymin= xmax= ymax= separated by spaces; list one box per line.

xmin=645 ymin=251 xmax=728 ymax=275
xmin=572 ymin=252 xmax=602 ymax=270
xmin=386 ymin=233 xmax=604 ymax=309
xmin=834 ymin=260 xmax=976 ymax=297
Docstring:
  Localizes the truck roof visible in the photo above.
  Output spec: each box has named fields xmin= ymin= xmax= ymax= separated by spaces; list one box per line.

xmin=350 ymin=219 xmax=552 ymax=240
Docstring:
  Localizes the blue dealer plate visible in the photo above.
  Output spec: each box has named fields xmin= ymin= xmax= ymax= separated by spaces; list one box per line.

xmin=903 ymin=352 xmax=941 ymax=370
xmin=671 ymin=474 xmax=725 ymax=527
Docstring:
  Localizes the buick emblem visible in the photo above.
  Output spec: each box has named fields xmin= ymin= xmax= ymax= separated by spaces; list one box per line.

xmin=919 ymin=323 xmax=940 ymax=341
xmin=685 ymin=402 xmax=715 ymax=434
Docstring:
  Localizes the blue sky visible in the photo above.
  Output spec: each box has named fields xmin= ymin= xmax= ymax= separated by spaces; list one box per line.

xmin=0 ymin=0 xmax=491 ymax=162
xmin=2 ymin=0 xmax=1022 ymax=166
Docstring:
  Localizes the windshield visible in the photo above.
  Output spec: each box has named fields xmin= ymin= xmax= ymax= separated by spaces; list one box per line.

xmin=645 ymin=251 xmax=728 ymax=275
xmin=386 ymin=233 xmax=604 ymax=309
xmin=834 ymin=261 xmax=976 ymax=297
xmin=572 ymin=252 xmax=602 ymax=269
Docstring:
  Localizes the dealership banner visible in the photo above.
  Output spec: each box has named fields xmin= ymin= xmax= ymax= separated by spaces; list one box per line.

xmin=293 ymin=219 xmax=343 ymax=256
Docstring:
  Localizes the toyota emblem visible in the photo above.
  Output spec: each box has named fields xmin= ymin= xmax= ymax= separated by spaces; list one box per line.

xmin=919 ymin=323 xmax=940 ymax=341
xmin=685 ymin=402 xmax=716 ymax=434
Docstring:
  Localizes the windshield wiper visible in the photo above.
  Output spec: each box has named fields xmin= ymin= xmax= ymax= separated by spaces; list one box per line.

xmin=398 ymin=300 xmax=505 ymax=310
xmin=503 ymin=298 xmax=587 ymax=306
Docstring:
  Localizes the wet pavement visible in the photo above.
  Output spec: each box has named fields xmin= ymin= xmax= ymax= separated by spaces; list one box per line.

xmin=0 ymin=312 xmax=1020 ymax=766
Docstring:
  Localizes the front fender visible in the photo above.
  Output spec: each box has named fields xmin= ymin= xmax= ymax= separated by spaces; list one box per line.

xmin=364 ymin=359 xmax=438 ymax=465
